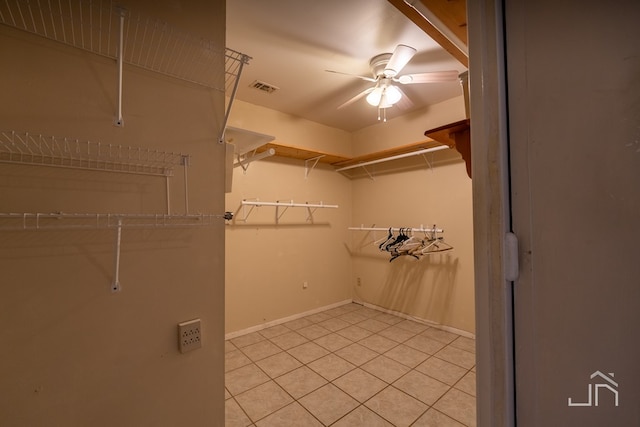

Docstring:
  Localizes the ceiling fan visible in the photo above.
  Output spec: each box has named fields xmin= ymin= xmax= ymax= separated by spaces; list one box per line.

xmin=326 ymin=44 xmax=459 ymax=121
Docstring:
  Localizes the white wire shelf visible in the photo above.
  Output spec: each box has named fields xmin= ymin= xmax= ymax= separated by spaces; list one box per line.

xmin=0 ymin=212 xmax=224 ymax=231
xmin=0 ymin=0 xmax=250 ymax=91
xmin=0 ymin=130 xmax=187 ymax=176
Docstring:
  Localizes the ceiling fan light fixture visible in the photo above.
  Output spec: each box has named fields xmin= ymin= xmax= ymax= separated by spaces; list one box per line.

xmin=366 ymin=84 xmax=402 ymax=107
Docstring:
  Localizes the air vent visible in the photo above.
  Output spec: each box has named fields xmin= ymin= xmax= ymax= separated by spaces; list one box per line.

xmin=249 ymin=80 xmax=279 ymax=93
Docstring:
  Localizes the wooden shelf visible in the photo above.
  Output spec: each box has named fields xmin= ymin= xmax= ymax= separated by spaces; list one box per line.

xmin=255 ymin=141 xmax=350 ymax=164
xmin=249 ymin=119 xmax=470 ymax=176
xmin=331 ymin=139 xmax=444 ymax=168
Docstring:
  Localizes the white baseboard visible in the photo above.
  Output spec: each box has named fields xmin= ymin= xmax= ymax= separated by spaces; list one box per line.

xmin=225 ymin=298 xmax=475 ymax=341
xmin=225 ymin=299 xmax=353 ymax=340
xmin=355 ymin=300 xmax=476 ymax=339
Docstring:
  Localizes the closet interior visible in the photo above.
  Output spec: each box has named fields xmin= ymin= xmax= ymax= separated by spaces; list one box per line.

xmin=224 ymin=98 xmax=476 ymax=425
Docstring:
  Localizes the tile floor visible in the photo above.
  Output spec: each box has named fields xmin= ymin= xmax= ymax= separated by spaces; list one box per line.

xmin=225 ymin=303 xmax=476 ymax=427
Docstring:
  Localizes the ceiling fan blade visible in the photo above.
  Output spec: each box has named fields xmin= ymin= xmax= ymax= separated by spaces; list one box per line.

xmin=394 ymin=87 xmax=414 ymax=111
xmin=337 ymin=87 xmax=375 ymax=109
xmin=383 ymin=44 xmax=417 ymax=77
xmin=395 ymin=70 xmax=460 ymax=84
xmin=325 ymin=69 xmax=377 ymax=82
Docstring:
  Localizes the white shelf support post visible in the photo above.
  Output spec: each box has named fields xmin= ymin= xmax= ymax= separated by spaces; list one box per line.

xmin=114 ymin=8 xmax=125 ymax=127
xmin=182 ymin=155 xmax=190 ymax=214
xmin=112 ymin=219 xmax=123 ymax=293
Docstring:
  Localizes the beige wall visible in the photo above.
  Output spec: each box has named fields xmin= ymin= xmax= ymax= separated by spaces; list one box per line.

xmin=352 ymin=95 xmax=466 ymax=155
xmin=349 ymin=151 xmax=475 ymax=334
xmin=0 ymin=1 xmax=226 ymax=425
xmin=226 ymin=96 xmax=474 ymax=335
xmin=225 ymin=103 xmax=353 ymax=333
xmin=229 ymin=100 xmax=353 ymax=156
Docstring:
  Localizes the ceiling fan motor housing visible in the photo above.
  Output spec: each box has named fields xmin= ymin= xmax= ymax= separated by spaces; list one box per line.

xmin=369 ymin=53 xmax=393 ymax=77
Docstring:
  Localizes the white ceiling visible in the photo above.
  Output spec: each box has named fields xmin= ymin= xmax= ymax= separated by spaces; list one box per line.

xmin=226 ymin=0 xmax=467 ymax=133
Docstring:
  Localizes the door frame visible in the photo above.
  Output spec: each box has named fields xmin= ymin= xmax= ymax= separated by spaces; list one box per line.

xmin=467 ymin=1 xmax=516 ymax=426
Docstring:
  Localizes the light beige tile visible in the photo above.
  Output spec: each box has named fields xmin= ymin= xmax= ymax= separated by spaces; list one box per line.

xmin=361 ymin=355 xmax=411 ymax=384
xmin=395 ymin=319 xmax=430 ymax=334
xmin=413 ymin=408 xmax=466 ymax=427
xmin=304 ymin=312 xmax=333 ymax=323
xmin=364 ymin=386 xmax=428 ymax=426
xmin=256 ymin=351 xmax=302 ymax=378
xmin=332 ymin=405 xmax=394 ymax=427
xmin=297 ymin=324 xmax=331 ymax=340
xmin=318 ymin=317 xmax=351 ymax=332
xmin=299 ymin=384 xmax=359 ymax=426
xmin=313 ymin=332 xmax=353 ymax=352
xmin=225 ymin=398 xmax=253 ymax=427
xmin=235 ymin=381 xmax=293 ymax=423
xmin=359 ymin=334 xmax=398 ymax=353
xmin=405 ymin=335 xmax=448 ymax=355
xmin=384 ymin=344 xmax=429 ymax=368
xmin=357 ymin=318 xmax=392 ymax=333
xmin=377 ymin=325 xmax=418 ymax=343
xmin=308 ymin=353 xmax=356 ymax=381
xmin=275 ymin=366 xmax=327 ymax=400
xmin=336 ymin=325 xmax=373 ymax=341
xmin=242 ymin=340 xmax=282 ymax=362
xmin=434 ymin=346 xmax=476 ymax=369
xmin=226 ymin=340 xmax=238 ymax=353
xmin=338 ymin=311 xmax=368 ymax=324
xmin=256 ymin=402 xmax=322 ymax=427
xmin=287 ymin=342 xmax=330 ymax=364
xmin=225 ymin=363 xmax=270 ymax=396
xmin=269 ymin=331 xmax=308 ymax=350
xmin=333 ymin=368 xmax=387 ymax=403
xmin=353 ymin=306 xmax=381 ymax=318
xmin=454 ymin=371 xmax=476 ymax=397
xmin=421 ymin=328 xmax=460 ymax=344
xmin=373 ymin=312 xmax=404 ymax=325
xmin=335 ymin=343 xmax=379 ymax=366
xmin=323 ymin=306 xmax=353 ymax=317
xmin=259 ymin=324 xmax=291 ymax=339
xmin=225 ymin=388 xmax=231 ymax=400
xmin=226 ymin=349 xmax=252 ymax=372
xmin=341 ymin=303 xmax=363 ymax=313
xmin=393 ymin=370 xmax=450 ymax=406
xmin=433 ymin=388 xmax=477 ymax=427
xmin=450 ymin=336 xmax=476 ymax=354
xmin=416 ymin=357 xmax=468 ymax=386
xmin=284 ymin=317 xmax=315 ymax=330
xmin=231 ymin=332 xmax=265 ymax=348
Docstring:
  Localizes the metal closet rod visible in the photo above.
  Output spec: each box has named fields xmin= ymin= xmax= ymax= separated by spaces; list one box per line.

xmin=349 ymin=225 xmax=444 ymax=233
xmin=335 ymin=145 xmax=449 ymax=172
xmin=241 ymin=200 xmax=338 ymax=208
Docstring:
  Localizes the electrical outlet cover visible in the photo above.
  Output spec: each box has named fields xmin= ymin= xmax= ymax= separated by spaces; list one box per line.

xmin=178 ymin=319 xmax=202 ymax=353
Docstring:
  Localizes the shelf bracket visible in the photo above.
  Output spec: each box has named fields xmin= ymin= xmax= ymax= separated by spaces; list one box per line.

xmin=421 ymin=153 xmax=433 ymax=171
xmin=305 ymin=155 xmax=324 ymax=179
xmin=275 ymin=200 xmax=292 ymax=224
xmin=362 ymin=165 xmax=375 ymax=181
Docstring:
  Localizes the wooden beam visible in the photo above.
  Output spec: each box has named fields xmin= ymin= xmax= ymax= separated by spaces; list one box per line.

xmin=387 ymin=0 xmax=468 ymax=67
xmin=418 ymin=0 xmax=467 ymax=45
